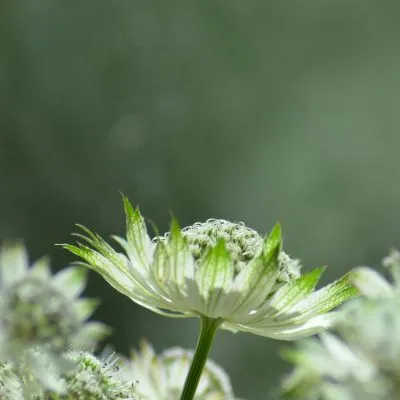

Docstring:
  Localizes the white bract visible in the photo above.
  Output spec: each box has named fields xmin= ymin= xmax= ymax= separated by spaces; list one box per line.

xmin=65 ymin=196 xmax=357 ymax=341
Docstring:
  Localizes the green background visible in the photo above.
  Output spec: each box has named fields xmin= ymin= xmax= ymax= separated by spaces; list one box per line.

xmin=1 ymin=2 xmax=400 ymax=398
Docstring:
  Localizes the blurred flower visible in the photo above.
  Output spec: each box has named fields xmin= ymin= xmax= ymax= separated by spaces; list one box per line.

xmin=281 ymin=332 xmax=387 ymax=400
xmin=120 ymin=340 xmax=239 ymax=400
xmin=65 ymin=196 xmax=358 ymax=341
xmin=0 ymin=242 xmax=109 ymax=355
xmin=281 ymin=250 xmax=400 ymax=400
xmin=0 ymin=242 xmax=110 ymax=394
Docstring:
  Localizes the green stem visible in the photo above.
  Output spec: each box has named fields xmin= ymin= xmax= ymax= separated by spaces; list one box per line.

xmin=180 ymin=316 xmax=221 ymax=400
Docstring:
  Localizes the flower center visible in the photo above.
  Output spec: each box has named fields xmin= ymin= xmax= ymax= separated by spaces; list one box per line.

xmin=155 ymin=219 xmax=302 ymax=282
xmin=181 ymin=219 xmax=263 ymax=273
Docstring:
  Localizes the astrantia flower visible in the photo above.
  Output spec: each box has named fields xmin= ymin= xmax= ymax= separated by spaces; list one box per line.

xmin=280 ymin=332 xmax=387 ymax=400
xmin=65 ymin=196 xmax=357 ymax=341
xmin=120 ymin=340 xmax=239 ymax=400
xmin=281 ymin=250 xmax=400 ymax=400
xmin=0 ymin=242 xmax=110 ymax=395
xmin=0 ymin=242 xmax=109 ymax=358
xmin=64 ymin=196 xmax=358 ymax=399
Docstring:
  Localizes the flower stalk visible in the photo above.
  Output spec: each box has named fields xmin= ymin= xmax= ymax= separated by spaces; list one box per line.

xmin=181 ymin=316 xmax=221 ymax=400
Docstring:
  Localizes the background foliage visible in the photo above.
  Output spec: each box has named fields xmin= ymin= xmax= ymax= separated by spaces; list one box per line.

xmin=1 ymin=2 xmax=400 ymax=398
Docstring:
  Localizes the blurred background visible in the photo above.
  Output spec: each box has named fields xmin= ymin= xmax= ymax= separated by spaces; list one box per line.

xmin=1 ymin=1 xmax=400 ymax=398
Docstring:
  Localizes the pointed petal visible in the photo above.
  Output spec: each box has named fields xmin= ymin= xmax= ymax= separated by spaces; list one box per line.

xmin=66 ymin=229 xmax=166 ymax=305
xmin=73 ymin=225 xmax=127 ymax=270
xmin=226 ymin=312 xmax=337 ymax=340
xmin=53 ymin=266 xmax=87 ymax=299
xmin=195 ymin=239 xmax=234 ymax=317
xmin=0 ymin=242 xmax=29 ymax=287
xmin=284 ymin=273 xmax=359 ymax=322
xmin=244 ymin=267 xmax=326 ymax=324
xmin=151 ymin=231 xmax=195 ymax=311
xmin=320 ymin=333 xmax=375 ymax=381
xmin=122 ymin=195 xmax=153 ymax=269
xmin=167 ymin=218 xmax=196 ymax=292
xmin=64 ymin=244 xmax=188 ymax=317
xmin=64 ymin=244 xmax=163 ymax=308
xmin=30 ymin=256 xmax=52 ymax=280
xmin=72 ymin=322 xmax=112 ymax=350
xmin=265 ymin=223 xmax=282 ymax=255
xmin=350 ymin=266 xmax=393 ymax=299
xmin=227 ymin=225 xmax=282 ymax=317
xmin=63 ymin=243 xmax=135 ymax=297
xmin=74 ymin=298 xmax=101 ymax=321
xmin=383 ymin=249 xmax=400 ymax=286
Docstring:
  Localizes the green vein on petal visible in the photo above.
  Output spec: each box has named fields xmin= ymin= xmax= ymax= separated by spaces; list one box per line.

xmin=229 ymin=225 xmax=281 ymax=316
xmin=196 ymin=239 xmax=232 ymax=304
xmin=268 ymin=267 xmax=326 ymax=315
xmin=168 ymin=217 xmax=195 ymax=290
xmin=287 ymin=273 xmax=359 ymax=322
xmin=200 ymin=240 xmax=234 ymax=317
xmin=122 ymin=194 xmax=153 ymax=268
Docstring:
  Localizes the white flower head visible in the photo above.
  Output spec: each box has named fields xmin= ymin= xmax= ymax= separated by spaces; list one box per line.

xmin=120 ymin=340 xmax=238 ymax=400
xmin=0 ymin=242 xmax=109 ymax=359
xmin=0 ymin=242 xmax=111 ymax=397
xmin=281 ymin=250 xmax=400 ymax=400
xmin=65 ymin=196 xmax=358 ymax=341
xmin=281 ymin=333 xmax=389 ymax=400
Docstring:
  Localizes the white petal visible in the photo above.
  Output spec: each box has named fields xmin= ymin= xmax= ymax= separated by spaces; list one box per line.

xmin=227 ymin=226 xmax=281 ymax=318
xmin=121 ymin=196 xmax=154 ymax=269
xmin=351 ymin=266 xmax=393 ymax=299
xmin=282 ymin=273 xmax=357 ymax=323
xmin=74 ymin=298 xmax=99 ymax=321
xmin=195 ymin=240 xmax=234 ymax=318
xmin=0 ymin=242 xmax=29 ymax=287
xmin=240 ymin=267 xmax=325 ymax=324
xmin=228 ymin=254 xmax=279 ymax=318
xmin=30 ymin=257 xmax=52 ymax=280
xmin=53 ymin=266 xmax=87 ymax=299
xmin=320 ymin=332 xmax=376 ymax=381
xmin=225 ymin=312 xmax=337 ymax=340
xmin=166 ymin=220 xmax=196 ymax=296
xmin=72 ymin=322 xmax=111 ymax=350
